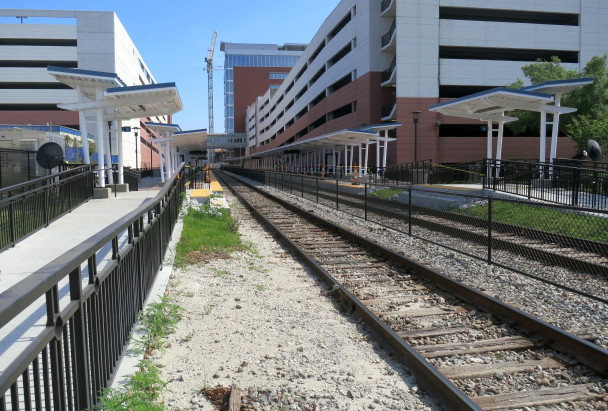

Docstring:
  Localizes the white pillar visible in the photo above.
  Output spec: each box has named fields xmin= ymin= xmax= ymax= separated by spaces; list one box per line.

xmin=105 ymin=121 xmax=114 ymax=185
xmin=76 ymin=86 xmax=90 ymax=164
xmin=159 ymin=144 xmax=166 ymax=183
xmin=363 ymin=142 xmax=370 ymax=176
xmin=117 ymin=120 xmax=124 ymax=184
xmin=166 ymin=141 xmax=172 ymax=179
xmin=95 ymin=88 xmax=105 ymax=187
xmin=495 ymin=118 xmax=505 ymax=179
xmin=486 ymin=120 xmax=493 ymax=160
xmin=549 ymin=94 xmax=562 ymax=164
xmin=539 ymin=111 xmax=547 ymax=164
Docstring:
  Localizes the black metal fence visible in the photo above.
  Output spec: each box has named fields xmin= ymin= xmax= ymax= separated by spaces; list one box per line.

xmin=0 ymin=164 xmax=185 ymax=410
xmin=0 ymin=149 xmax=43 ymax=189
xmin=484 ymin=158 xmax=608 ymax=210
xmin=226 ymin=167 xmax=608 ymax=303
xmin=0 ymin=166 xmax=95 ymax=251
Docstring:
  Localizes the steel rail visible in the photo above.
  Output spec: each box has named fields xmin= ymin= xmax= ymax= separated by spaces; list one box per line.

xmin=219 ymin=170 xmax=608 ymax=375
xmin=217 ymin=171 xmax=482 ymax=410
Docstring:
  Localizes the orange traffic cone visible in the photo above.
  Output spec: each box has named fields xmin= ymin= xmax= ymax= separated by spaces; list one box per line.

xmin=352 ymin=173 xmax=358 ymax=185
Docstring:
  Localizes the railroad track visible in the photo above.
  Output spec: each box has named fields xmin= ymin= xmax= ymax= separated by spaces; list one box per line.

xmin=216 ymin=170 xmax=608 ymax=411
xmin=246 ymin=171 xmax=608 ymax=299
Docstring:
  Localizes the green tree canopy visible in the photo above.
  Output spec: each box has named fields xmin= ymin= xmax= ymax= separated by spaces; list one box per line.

xmin=507 ymin=54 xmax=608 ymax=151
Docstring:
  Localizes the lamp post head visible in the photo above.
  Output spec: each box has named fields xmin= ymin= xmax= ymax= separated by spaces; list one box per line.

xmin=132 ymin=126 xmax=140 ymax=136
xmin=412 ymin=110 xmax=421 ymax=123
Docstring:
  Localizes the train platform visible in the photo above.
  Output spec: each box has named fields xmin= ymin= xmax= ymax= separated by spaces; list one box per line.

xmin=0 ymin=176 xmax=178 ymax=376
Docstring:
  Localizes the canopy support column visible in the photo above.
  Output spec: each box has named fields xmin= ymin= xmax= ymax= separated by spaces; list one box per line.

xmin=539 ymin=110 xmax=547 ymax=165
xmin=104 ymin=120 xmax=114 ymax=185
xmin=117 ymin=120 xmax=124 ymax=184
xmin=549 ymin=94 xmax=562 ymax=166
xmin=76 ymin=86 xmax=90 ymax=165
xmin=95 ymin=88 xmax=105 ymax=187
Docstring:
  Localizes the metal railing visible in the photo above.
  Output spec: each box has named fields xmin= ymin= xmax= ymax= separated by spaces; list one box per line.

xmin=0 ymin=164 xmax=186 ymax=409
xmin=225 ymin=167 xmax=608 ymax=302
xmin=484 ymin=158 xmax=608 ymax=210
xmin=0 ymin=166 xmax=95 ymax=250
xmin=381 ymin=0 xmax=393 ymax=13
xmin=381 ymin=18 xmax=396 ymax=48
xmin=381 ymin=56 xmax=396 ymax=83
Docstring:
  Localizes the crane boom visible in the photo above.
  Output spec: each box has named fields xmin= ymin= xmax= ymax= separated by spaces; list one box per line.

xmin=205 ymin=31 xmax=217 ymax=133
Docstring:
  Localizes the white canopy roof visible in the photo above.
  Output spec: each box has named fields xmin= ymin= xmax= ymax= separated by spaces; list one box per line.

xmin=48 ymin=67 xmax=183 ymax=120
xmin=523 ymin=77 xmax=594 ymax=95
xmin=247 ymin=125 xmax=400 ymax=158
xmin=428 ymin=87 xmax=576 ymax=122
xmin=147 ymin=126 xmax=207 ymax=152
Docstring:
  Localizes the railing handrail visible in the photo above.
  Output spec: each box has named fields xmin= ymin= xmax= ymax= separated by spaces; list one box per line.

xmin=0 ymin=165 xmax=92 ymax=196
xmin=486 ymin=158 xmax=608 ymax=174
xmin=0 ymin=163 xmax=185 ymax=333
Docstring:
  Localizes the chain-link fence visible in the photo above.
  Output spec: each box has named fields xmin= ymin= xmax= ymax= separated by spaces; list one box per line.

xmin=0 ymin=149 xmax=45 ymax=188
xmin=226 ymin=168 xmax=608 ymax=303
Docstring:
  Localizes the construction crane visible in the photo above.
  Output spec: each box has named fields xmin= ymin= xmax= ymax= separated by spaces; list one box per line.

xmin=205 ymin=31 xmax=218 ymax=133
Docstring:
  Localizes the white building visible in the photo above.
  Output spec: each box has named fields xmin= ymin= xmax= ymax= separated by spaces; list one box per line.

xmin=0 ymin=9 xmax=171 ymax=168
xmin=242 ymin=0 xmax=608 ymax=166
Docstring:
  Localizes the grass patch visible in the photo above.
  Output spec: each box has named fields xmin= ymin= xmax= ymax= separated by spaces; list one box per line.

xmin=213 ymin=269 xmax=230 ymax=277
xmin=369 ymin=188 xmax=405 ymax=200
xmin=459 ymin=200 xmax=608 ymax=242
xmin=89 ymin=296 xmax=182 ymax=410
xmin=175 ymin=206 xmax=243 ymax=267
xmin=254 ymin=284 xmax=265 ymax=291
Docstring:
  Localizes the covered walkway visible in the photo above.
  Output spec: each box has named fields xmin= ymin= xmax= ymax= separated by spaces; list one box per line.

xmin=229 ymin=124 xmax=400 ymax=178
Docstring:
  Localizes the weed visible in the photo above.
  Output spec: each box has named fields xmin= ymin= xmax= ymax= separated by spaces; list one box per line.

xmin=213 ymin=269 xmax=230 ymax=277
xmin=89 ymin=297 xmax=181 ymax=410
xmin=201 ymin=305 xmax=213 ymax=317
xmin=248 ymin=264 xmax=268 ymax=273
xmin=254 ymin=284 xmax=265 ymax=291
xmin=369 ymin=187 xmax=405 ymax=200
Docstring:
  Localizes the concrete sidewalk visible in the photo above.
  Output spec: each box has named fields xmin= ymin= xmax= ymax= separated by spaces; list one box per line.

xmin=0 ymin=177 xmax=166 ymax=376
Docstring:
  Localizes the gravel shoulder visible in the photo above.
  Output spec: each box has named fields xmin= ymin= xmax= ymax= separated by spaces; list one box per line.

xmin=158 ymin=192 xmax=436 ymax=410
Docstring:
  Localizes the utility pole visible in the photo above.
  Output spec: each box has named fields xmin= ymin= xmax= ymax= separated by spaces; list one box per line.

xmin=205 ymin=31 xmax=217 ymax=133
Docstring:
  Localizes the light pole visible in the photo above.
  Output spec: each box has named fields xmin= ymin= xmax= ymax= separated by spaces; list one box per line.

xmin=412 ymin=110 xmax=421 ymax=163
xmin=132 ymin=126 xmax=140 ymax=169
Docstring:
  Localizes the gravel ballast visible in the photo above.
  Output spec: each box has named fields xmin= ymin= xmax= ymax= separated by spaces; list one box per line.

xmin=158 ymin=193 xmax=435 ymax=410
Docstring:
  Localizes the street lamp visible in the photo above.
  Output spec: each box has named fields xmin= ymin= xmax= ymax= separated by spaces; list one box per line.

xmin=412 ymin=110 xmax=421 ymax=163
xmin=132 ymin=126 xmax=140 ymax=169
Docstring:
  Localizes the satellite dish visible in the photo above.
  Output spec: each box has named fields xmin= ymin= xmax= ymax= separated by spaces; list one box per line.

xmin=586 ymin=139 xmax=603 ymax=162
xmin=36 ymin=142 xmax=64 ymax=169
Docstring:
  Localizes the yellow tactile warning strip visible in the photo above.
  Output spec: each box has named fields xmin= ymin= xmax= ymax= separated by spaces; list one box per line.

xmin=191 ymin=189 xmax=210 ymax=197
xmin=210 ymin=181 xmax=223 ymax=192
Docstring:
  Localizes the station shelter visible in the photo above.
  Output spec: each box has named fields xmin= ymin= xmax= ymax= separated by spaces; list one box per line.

xmin=47 ymin=66 xmax=184 ymax=189
xmin=429 ymin=78 xmax=593 ymax=176
xmin=229 ymin=123 xmax=400 ymax=178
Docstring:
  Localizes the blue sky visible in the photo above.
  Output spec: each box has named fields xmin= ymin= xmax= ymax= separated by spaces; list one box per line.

xmin=2 ymin=0 xmax=341 ymax=132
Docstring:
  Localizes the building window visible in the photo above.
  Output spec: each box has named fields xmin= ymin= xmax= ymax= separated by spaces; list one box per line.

xmin=439 ymin=46 xmax=578 ymax=63
xmin=269 ymin=72 xmax=288 ymax=80
xmin=439 ymin=7 xmax=579 ymax=26
xmin=270 ymin=84 xmax=280 ymax=90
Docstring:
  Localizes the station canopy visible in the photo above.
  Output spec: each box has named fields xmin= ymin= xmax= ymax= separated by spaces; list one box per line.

xmin=429 ymin=87 xmax=574 ymax=122
xmin=47 ymin=66 xmax=183 ymax=119
xmin=247 ymin=124 xmax=400 ymax=158
xmin=145 ymin=123 xmax=206 ymax=153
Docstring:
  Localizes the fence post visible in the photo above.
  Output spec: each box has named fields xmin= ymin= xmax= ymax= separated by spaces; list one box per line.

xmin=9 ymin=199 xmax=15 ymax=246
xmin=487 ymin=197 xmax=493 ymax=275
xmin=44 ymin=183 xmax=50 ymax=227
xmin=572 ymin=168 xmax=580 ymax=207
xmin=528 ymin=163 xmax=532 ymax=200
xmin=364 ymin=183 xmax=368 ymax=221
xmin=408 ymin=187 xmax=413 ymax=245
xmin=336 ymin=179 xmax=339 ymax=210
xmin=289 ymin=173 xmax=293 ymax=194
xmin=301 ymin=175 xmax=304 ymax=198
xmin=281 ymin=173 xmax=284 ymax=192
xmin=316 ymin=177 xmax=319 ymax=203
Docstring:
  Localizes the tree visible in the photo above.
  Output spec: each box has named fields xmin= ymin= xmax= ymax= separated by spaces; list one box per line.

xmin=507 ymin=54 xmax=608 ymax=151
